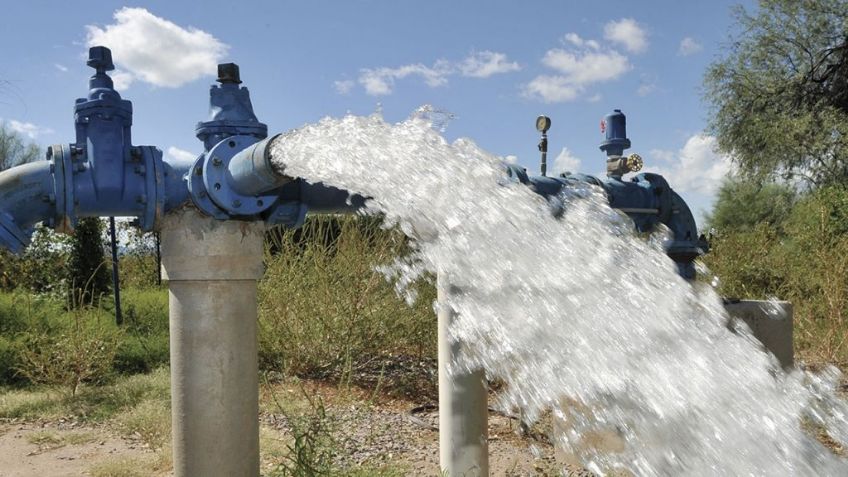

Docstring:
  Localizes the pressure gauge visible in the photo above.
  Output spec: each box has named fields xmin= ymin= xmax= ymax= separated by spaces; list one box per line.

xmin=536 ymin=115 xmax=551 ymax=133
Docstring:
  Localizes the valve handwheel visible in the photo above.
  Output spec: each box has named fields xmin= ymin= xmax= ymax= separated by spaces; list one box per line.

xmin=626 ymin=153 xmax=643 ymax=173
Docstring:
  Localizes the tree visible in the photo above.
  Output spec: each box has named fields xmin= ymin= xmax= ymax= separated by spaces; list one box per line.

xmin=705 ymin=177 xmax=797 ymax=233
xmin=0 ymin=123 xmax=40 ymax=169
xmin=705 ymin=0 xmax=848 ymax=186
xmin=68 ymin=217 xmax=111 ymax=306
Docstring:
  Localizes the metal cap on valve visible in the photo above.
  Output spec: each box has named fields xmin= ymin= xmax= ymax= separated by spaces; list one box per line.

xmin=217 ymin=63 xmax=242 ymax=84
xmin=87 ymin=46 xmax=115 ymax=73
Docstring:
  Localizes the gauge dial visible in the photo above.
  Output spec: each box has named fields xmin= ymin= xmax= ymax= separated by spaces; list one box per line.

xmin=536 ymin=115 xmax=551 ymax=133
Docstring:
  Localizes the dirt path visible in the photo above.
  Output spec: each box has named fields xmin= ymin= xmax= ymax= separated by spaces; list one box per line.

xmin=0 ymin=379 xmax=566 ymax=476
xmin=0 ymin=422 xmax=155 ymax=477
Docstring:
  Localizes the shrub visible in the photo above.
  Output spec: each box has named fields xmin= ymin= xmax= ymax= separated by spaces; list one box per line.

xmin=703 ymin=222 xmax=786 ymax=299
xmin=781 ymin=186 xmax=848 ymax=366
xmin=705 ymin=185 xmax=848 ymax=367
xmin=114 ymin=288 xmax=169 ymax=374
xmin=16 ymin=307 xmax=121 ymax=396
xmin=258 ymin=216 xmax=436 ymax=379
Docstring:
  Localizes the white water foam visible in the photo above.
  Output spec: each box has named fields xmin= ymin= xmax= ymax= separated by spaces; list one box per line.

xmin=270 ymin=111 xmax=848 ymax=476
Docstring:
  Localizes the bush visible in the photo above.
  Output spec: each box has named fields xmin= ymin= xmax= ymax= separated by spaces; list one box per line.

xmin=781 ymin=187 xmax=848 ymax=366
xmin=0 ymin=335 xmax=20 ymax=384
xmin=705 ymin=185 xmax=848 ymax=367
xmin=703 ymin=223 xmax=786 ymax=299
xmin=16 ymin=306 xmax=121 ymax=396
xmin=259 ymin=216 xmax=436 ymax=379
xmin=113 ymin=288 xmax=169 ymax=374
xmin=0 ymin=226 xmax=70 ymax=294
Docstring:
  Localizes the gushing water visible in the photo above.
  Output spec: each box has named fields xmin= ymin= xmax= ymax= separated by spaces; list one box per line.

xmin=270 ymin=111 xmax=848 ymax=475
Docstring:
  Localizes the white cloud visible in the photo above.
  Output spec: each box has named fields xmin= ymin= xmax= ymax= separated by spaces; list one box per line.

xmin=523 ymin=43 xmax=630 ymax=103
xmin=2 ymin=119 xmax=53 ymax=139
xmin=645 ymin=134 xmax=734 ymax=196
xmin=551 ymin=147 xmax=583 ymax=175
xmin=354 ymin=51 xmax=519 ymax=95
xmin=636 ymin=73 xmax=658 ymax=97
xmin=110 ymin=70 xmax=134 ymax=91
xmin=564 ymin=33 xmax=600 ymax=50
xmin=334 ymin=79 xmax=355 ymax=95
xmin=54 ymin=63 xmax=68 ymax=72
xmin=524 ymin=75 xmax=581 ymax=103
xmin=359 ymin=61 xmax=451 ymax=96
xmin=603 ymin=18 xmax=648 ymax=53
xmin=678 ymin=37 xmax=703 ymax=56
xmin=542 ymin=48 xmax=630 ymax=84
xmin=637 ymin=82 xmax=656 ymax=97
xmin=166 ymin=146 xmax=196 ymax=163
xmin=458 ymin=51 xmax=521 ymax=78
xmin=86 ymin=7 xmax=228 ymax=89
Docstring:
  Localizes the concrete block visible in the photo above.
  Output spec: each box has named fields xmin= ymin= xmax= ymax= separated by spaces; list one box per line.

xmin=724 ymin=300 xmax=793 ymax=369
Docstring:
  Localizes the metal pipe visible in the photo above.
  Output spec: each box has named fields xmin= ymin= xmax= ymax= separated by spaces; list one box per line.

xmin=438 ymin=276 xmax=489 ymax=476
xmin=160 ymin=209 xmax=264 ymax=477
xmin=0 ymin=160 xmax=59 ymax=253
xmin=227 ymin=134 xmax=290 ymax=196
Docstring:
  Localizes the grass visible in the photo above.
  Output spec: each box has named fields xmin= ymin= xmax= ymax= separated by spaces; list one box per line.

xmin=115 ymin=398 xmax=171 ymax=450
xmin=89 ymin=456 xmax=161 ymax=477
xmin=26 ymin=429 xmax=98 ymax=449
xmin=0 ymin=367 xmax=170 ymax=422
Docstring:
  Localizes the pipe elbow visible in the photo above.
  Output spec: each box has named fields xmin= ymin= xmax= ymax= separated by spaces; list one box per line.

xmin=0 ymin=161 xmax=58 ymax=253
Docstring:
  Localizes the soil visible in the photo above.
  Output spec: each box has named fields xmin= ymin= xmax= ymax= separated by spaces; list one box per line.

xmin=0 ymin=379 xmax=571 ymax=476
xmin=0 ymin=421 xmax=149 ymax=477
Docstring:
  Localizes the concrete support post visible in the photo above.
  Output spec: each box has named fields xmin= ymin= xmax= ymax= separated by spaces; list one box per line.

xmin=438 ymin=276 xmax=489 ymax=476
xmin=160 ymin=209 xmax=265 ymax=477
xmin=724 ymin=300 xmax=794 ymax=369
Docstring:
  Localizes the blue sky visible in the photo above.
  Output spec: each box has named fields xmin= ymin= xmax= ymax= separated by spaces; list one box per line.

xmin=1 ymin=1 xmax=753 ymax=226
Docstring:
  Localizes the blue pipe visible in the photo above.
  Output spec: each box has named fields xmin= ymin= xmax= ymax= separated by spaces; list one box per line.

xmin=0 ymin=47 xmax=705 ymax=280
xmin=0 ymin=160 xmax=58 ymax=253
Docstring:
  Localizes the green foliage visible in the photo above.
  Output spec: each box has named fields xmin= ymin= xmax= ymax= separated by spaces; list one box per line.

xmin=118 ymin=222 xmax=161 ymax=289
xmin=705 ymin=184 xmax=848 ymax=366
xmin=0 ymin=366 xmax=170 ymax=422
xmin=269 ymin=389 xmax=337 ymax=477
xmin=0 ymin=123 xmax=40 ymax=170
xmin=15 ymin=307 xmax=121 ymax=396
xmin=705 ymin=0 xmax=848 ymax=185
xmin=0 ymin=335 xmax=20 ymax=384
xmin=704 ymin=222 xmax=786 ymax=299
xmin=258 ymin=216 xmax=436 ymax=380
xmin=0 ymin=225 xmax=71 ymax=293
xmin=706 ymin=177 xmax=797 ymax=233
xmin=781 ymin=186 xmax=848 ymax=364
xmin=113 ymin=289 xmax=169 ymax=374
xmin=0 ymin=289 xmax=168 ymax=387
xmin=68 ymin=217 xmax=111 ymax=305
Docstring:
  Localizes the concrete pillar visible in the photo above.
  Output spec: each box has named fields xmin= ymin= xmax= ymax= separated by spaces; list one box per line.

xmin=160 ymin=209 xmax=265 ymax=477
xmin=438 ymin=277 xmax=489 ymax=476
xmin=725 ymin=300 xmax=794 ymax=369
